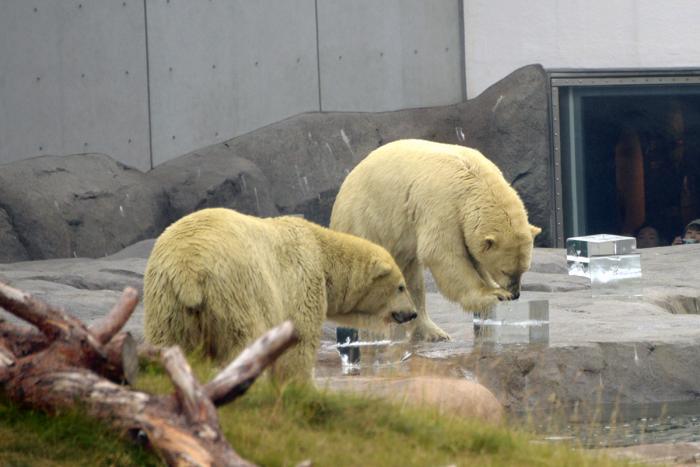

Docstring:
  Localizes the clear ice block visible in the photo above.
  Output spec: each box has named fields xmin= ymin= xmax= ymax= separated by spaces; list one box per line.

xmin=473 ymin=300 xmax=549 ymax=346
xmin=567 ymin=254 xmax=642 ymax=285
xmin=566 ymin=234 xmax=642 ymax=295
xmin=335 ymin=325 xmax=410 ymax=372
xmin=566 ymin=234 xmax=636 ymax=258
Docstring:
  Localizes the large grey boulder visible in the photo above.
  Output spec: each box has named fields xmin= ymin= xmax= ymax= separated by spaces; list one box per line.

xmin=149 ymin=149 xmax=278 ymax=220
xmin=0 ymin=207 xmax=28 ymax=262
xmin=0 ymin=64 xmax=551 ymax=262
xmin=167 ymin=64 xmax=551 ymax=232
xmin=0 ymin=154 xmax=170 ymax=261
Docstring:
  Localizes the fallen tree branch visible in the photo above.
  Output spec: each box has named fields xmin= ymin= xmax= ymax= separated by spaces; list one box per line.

xmin=89 ymin=287 xmax=139 ymax=345
xmin=205 ymin=320 xmax=298 ymax=406
xmin=0 ymin=281 xmax=299 ymax=466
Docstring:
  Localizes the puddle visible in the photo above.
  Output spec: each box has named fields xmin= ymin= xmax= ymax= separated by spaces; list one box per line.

xmin=519 ymin=399 xmax=700 ymax=448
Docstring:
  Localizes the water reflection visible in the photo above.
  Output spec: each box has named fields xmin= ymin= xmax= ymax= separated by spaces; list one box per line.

xmin=522 ymin=399 xmax=700 ymax=448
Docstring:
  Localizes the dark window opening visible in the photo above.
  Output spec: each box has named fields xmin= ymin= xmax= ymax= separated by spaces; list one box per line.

xmin=559 ymin=84 xmax=700 ymax=247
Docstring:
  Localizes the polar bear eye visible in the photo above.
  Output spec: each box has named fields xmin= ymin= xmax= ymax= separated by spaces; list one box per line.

xmin=398 ymin=285 xmax=406 ymax=293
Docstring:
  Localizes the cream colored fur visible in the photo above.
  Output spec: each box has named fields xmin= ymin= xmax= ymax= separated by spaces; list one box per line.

xmin=144 ymin=208 xmax=414 ymax=382
xmin=330 ymin=139 xmax=541 ymax=342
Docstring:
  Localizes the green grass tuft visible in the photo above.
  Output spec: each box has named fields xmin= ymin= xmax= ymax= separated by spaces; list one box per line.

xmin=0 ymin=396 xmax=158 ymax=466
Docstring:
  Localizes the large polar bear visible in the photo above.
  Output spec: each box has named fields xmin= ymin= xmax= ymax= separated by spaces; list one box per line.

xmin=144 ymin=208 xmax=416 ymax=381
xmin=330 ymin=139 xmax=541 ymax=342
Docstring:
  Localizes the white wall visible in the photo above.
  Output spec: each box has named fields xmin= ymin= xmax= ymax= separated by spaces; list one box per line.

xmin=0 ymin=0 xmax=465 ymax=169
xmin=146 ymin=0 xmax=320 ymax=166
xmin=318 ymin=0 xmax=464 ymax=112
xmin=0 ymin=0 xmax=150 ymax=170
xmin=464 ymin=0 xmax=700 ymax=98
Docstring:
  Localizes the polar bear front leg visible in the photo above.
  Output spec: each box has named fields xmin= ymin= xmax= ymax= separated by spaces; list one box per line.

xmin=426 ymin=253 xmax=512 ymax=314
xmin=403 ymin=259 xmax=451 ymax=342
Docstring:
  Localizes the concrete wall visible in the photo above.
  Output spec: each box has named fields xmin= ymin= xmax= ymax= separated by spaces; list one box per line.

xmin=146 ymin=0 xmax=320 ymax=166
xmin=0 ymin=0 xmax=465 ymax=169
xmin=464 ymin=0 xmax=700 ymax=97
xmin=317 ymin=0 xmax=464 ymax=112
xmin=0 ymin=0 xmax=150 ymax=170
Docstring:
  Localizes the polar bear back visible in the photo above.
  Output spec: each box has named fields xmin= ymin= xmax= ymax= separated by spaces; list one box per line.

xmin=330 ymin=139 xmax=528 ymax=264
xmin=143 ymin=208 xmax=326 ymax=361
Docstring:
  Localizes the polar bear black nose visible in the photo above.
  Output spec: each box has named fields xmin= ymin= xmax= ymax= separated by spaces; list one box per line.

xmin=508 ymin=282 xmax=521 ymax=300
xmin=392 ymin=311 xmax=418 ymax=324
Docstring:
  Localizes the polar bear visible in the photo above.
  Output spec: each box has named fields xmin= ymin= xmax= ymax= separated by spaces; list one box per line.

xmin=330 ymin=139 xmax=541 ymax=342
xmin=143 ymin=208 xmax=416 ymax=381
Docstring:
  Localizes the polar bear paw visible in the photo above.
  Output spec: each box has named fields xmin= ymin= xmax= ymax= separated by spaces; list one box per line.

xmin=487 ymin=288 xmax=513 ymax=302
xmin=411 ymin=320 xmax=451 ymax=342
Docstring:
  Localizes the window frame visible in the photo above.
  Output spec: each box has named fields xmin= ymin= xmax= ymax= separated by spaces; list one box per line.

xmin=547 ymin=68 xmax=700 ymax=247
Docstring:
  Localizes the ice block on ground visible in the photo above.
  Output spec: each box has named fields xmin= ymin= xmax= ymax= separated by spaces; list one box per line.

xmin=566 ymin=234 xmax=642 ymax=295
xmin=473 ymin=300 xmax=549 ymax=346
xmin=566 ymin=234 xmax=637 ymax=258
xmin=335 ymin=325 xmax=409 ymax=371
xmin=568 ymin=254 xmax=642 ymax=285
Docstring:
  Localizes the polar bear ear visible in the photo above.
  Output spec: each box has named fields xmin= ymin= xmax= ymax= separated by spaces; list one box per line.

xmin=371 ymin=260 xmax=392 ymax=279
xmin=530 ymin=225 xmax=542 ymax=238
xmin=482 ymin=235 xmax=496 ymax=252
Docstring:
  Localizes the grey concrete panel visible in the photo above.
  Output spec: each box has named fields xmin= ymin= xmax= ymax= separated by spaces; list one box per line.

xmin=0 ymin=0 xmax=150 ymax=171
xmin=146 ymin=0 xmax=319 ymax=166
xmin=317 ymin=0 xmax=464 ymax=112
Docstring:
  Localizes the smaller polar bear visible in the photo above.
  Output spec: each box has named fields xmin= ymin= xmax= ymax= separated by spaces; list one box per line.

xmin=143 ymin=208 xmax=416 ymax=382
xmin=330 ymin=139 xmax=541 ymax=342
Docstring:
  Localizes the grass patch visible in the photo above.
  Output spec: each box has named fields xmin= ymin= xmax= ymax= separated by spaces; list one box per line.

xmin=0 ymin=359 xmax=634 ymax=466
xmin=0 ymin=396 xmax=158 ymax=466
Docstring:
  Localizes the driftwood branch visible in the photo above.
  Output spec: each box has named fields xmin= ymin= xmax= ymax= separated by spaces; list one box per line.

xmin=89 ymin=286 xmax=139 ymax=345
xmin=163 ymin=346 xmax=220 ymax=431
xmin=0 ymin=281 xmax=76 ymax=340
xmin=0 ymin=281 xmax=298 ymax=466
xmin=205 ymin=320 xmax=299 ymax=406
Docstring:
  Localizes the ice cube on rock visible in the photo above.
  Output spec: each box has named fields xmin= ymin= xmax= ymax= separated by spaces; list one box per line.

xmin=566 ymin=234 xmax=636 ymax=258
xmin=568 ymin=254 xmax=641 ymax=285
xmin=473 ymin=300 xmax=549 ymax=346
xmin=474 ymin=299 xmax=549 ymax=324
xmin=335 ymin=326 xmax=409 ymax=370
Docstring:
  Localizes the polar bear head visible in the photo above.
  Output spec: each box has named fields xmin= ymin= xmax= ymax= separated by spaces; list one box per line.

xmin=355 ymin=259 xmax=417 ymax=327
xmin=470 ymin=224 xmax=541 ymax=299
xmin=329 ymin=250 xmax=417 ymax=330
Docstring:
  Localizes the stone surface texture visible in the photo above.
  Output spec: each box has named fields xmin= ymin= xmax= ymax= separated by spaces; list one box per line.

xmin=0 ymin=154 xmax=169 ymax=261
xmin=0 ymin=64 xmax=552 ymax=263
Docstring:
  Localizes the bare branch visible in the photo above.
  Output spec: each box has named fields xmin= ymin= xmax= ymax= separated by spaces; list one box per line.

xmin=0 ymin=281 xmax=67 ymax=339
xmin=102 ymin=332 xmax=139 ymax=385
xmin=1 ymin=283 xmax=266 ymax=466
xmin=89 ymin=287 xmax=139 ymax=345
xmin=205 ymin=320 xmax=298 ymax=406
xmin=162 ymin=346 xmax=219 ymax=431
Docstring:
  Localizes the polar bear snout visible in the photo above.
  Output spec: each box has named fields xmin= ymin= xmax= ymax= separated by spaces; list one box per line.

xmin=508 ymin=281 xmax=521 ymax=300
xmin=392 ymin=311 xmax=418 ymax=324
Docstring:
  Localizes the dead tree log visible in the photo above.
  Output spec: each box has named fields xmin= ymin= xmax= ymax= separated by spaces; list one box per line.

xmin=0 ymin=281 xmax=299 ymax=466
xmin=0 ymin=285 xmax=138 ymax=385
